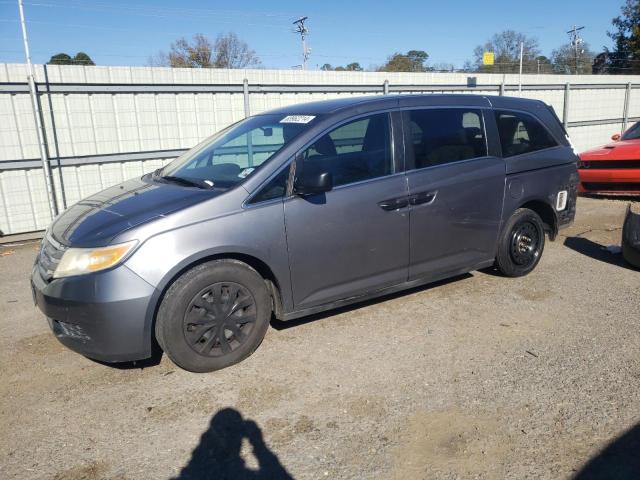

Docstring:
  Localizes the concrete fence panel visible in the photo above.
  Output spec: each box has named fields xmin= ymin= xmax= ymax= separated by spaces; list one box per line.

xmin=1 ymin=63 xmax=639 ymax=236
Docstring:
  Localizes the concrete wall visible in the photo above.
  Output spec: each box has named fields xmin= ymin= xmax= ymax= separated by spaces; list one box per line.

xmin=1 ymin=63 xmax=638 ymax=236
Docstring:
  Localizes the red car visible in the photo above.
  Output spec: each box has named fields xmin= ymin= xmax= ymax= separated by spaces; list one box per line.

xmin=578 ymin=121 xmax=640 ymax=195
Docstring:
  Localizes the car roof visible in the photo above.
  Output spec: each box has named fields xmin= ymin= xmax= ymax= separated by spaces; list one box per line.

xmin=261 ymin=94 xmax=547 ymax=116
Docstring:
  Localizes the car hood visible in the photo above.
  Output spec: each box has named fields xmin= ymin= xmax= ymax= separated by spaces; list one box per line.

xmin=580 ymin=139 xmax=640 ymax=160
xmin=50 ymin=176 xmax=222 ymax=247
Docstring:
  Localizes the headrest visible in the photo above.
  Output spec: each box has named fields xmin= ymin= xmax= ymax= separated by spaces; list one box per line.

xmin=313 ymin=135 xmax=337 ymax=156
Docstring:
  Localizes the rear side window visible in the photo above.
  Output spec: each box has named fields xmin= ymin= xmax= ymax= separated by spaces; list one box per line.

xmin=495 ymin=110 xmax=558 ymax=157
xmin=406 ymin=108 xmax=487 ymax=169
xmin=300 ymin=113 xmax=392 ymax=187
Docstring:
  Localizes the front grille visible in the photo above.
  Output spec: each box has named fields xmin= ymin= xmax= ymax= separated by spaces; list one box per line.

xmin=580 ymin=160 xmax=640 ymax=169
xmin=582 ymin=182 xmax=640 ymax=192
xmin=37 ymin=235 xmax=67 ymax=281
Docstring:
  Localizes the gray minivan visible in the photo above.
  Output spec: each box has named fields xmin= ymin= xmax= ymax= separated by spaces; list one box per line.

xmin=32 ymin=94 xmax=578 ymax=372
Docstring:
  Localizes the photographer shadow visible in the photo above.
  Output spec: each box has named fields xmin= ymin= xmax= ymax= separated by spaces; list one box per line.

xmin=175 ymin=408 xmax=293 ymax=480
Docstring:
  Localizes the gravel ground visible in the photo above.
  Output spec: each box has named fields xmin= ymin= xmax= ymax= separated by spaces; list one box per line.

xmin=1 ymin=195 xmax=639 ymax=480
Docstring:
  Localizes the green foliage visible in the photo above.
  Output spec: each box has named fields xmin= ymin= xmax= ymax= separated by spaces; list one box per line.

xmin=606 ymin=0 xmax=640 ymax=74
xmin=47 ymin=52 xmax=95 ymax=66
xmin=378 ymin=50 xmax=429 ymax=72
xmin=322 ymin=62 xmax=363 ymax=71
xmin=73 ymin=52 xmax=95 ymax=66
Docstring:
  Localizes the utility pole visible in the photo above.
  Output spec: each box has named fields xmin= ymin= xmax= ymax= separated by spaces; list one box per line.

xmin=293 ymin=16 xmax=310 ymax=70
xmin=17 ymin=0 xmax=58 ymax=218
xmin=567 ymin=25 xmax=585 ymax=75
xmin=518 ymin=41 xmax=524 ymax=95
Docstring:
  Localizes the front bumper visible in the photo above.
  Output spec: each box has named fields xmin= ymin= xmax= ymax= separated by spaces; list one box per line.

xmin=31 ymin=263 xmax=157 ymax=363
xmin=578 ymin=168 xmax=640 ymax=194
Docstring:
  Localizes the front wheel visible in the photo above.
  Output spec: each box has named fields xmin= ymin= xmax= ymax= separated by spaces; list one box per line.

xmin=495 ymin=208 xmax=546 ymax=277
xmin=155 ymin=260 xmax=272 ymax=373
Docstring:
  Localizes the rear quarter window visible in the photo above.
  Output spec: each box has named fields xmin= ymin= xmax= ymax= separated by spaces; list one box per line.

xmin=495 ymin=110 xmax=558 ymax=158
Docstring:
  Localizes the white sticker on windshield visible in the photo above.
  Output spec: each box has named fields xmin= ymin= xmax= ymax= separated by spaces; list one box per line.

xmin=238 ymin=167 xmax=255 ymax=179
xmin=280 ymin=115 xmax=315 ymax=124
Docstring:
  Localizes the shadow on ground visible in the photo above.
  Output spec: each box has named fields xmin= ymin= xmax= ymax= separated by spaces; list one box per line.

xmin=270 ymin=273 xmax=472 ymax=330
xmin=563 ymin=236 xmax=634 ymax=270
xmin=175 ymin=408 xmax=294 ymax=480
xmin=573 ymin=423 xmax=640 ymax=479
xmin=90 ymin=342 xmax=164 ymax=370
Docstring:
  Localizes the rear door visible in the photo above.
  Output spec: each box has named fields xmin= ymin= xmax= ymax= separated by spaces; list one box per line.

xmin=284 ymin=112 xmax=410 ymax=309
xmin=402 ymin=107 xmax=505 ymax=280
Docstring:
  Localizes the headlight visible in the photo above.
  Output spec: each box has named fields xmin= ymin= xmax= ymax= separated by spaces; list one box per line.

xmin=53 ymin=240 xmax=138 ymax=278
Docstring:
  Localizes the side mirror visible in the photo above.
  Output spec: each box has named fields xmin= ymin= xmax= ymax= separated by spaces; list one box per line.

xmin=612 ymin=133 xmax=621 ymax=141
xmin=294 ymin=170 xmax=333 ymax=196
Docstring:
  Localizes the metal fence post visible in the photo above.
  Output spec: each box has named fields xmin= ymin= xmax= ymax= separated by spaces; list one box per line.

xmin=242 ymin=78 xmax=250 ymax=118
xmin=563 ymin=82 xmax=571 ymax=130
xmin=499 ymin=82 xmax=505 ymax=96
xmin=43 ymin=64 xmax=67 ymax=209
xmin=383 ymin=80 xmax=389 ymax=95
xmin=622 ymin=82 xmax=631 ymax=133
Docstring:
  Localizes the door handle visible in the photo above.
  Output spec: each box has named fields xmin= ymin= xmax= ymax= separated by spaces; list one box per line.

xmin=378 ymin=197 xmax=409 ymax=211
xmin=409 ymin=191 xmax=436 ymax=206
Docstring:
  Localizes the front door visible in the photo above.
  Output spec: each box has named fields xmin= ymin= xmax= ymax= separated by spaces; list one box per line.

xmin=284 ymin=112 xmax=410 ymax=309
xmin=402 ymin=108 xmax=505 ymax=280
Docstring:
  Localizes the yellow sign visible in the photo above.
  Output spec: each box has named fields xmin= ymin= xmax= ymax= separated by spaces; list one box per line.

xmin=483 ymin=51 xmax=495 ymax=66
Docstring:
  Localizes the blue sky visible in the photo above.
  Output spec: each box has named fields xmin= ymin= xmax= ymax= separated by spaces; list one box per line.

xmin=0 ymin=0 xmax=627 ymax=69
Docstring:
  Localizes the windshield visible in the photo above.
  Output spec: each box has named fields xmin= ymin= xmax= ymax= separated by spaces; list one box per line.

xmin=622 ymin=122 xmax=640 ymax=141
xmin=159 ymin=114 xmax=316 ymax=188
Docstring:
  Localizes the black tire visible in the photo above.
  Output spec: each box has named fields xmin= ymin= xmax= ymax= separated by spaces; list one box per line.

xmin=495 ymin=208 xmax=546 ymax=277
xmin=155 ymin=259 xmax=272 ymax=373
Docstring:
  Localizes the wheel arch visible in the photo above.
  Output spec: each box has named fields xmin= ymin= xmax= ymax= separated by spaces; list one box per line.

xmin=143 ymin=250 xmax=286 ymax=354
xmin=518 ymin=199 xmax=558 ymax=240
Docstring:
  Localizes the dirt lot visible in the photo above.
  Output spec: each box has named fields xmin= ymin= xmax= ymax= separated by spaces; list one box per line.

xmin=1 ymin=196 xmax=639 ymax=480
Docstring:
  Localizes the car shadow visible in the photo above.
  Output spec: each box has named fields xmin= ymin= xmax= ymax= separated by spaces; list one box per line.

xmin=270 ymin=273 xmax=472 ymax=331
xmin=563 ymin=236 xmax=636 ymax=270
xmin=89 ymin=342 xmax=164 ymax=370
xmin=573 ymin=423 xmax=640 ymax=479
xmin=174 ymin=408 xmax=294 ymax=480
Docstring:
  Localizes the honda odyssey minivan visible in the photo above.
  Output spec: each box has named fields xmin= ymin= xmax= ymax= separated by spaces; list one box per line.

xmin=32 ymin=94 xmax=578 ymax=372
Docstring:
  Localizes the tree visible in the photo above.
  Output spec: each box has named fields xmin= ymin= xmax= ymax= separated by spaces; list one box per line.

xmin=73 ymin=52 xmax=95 ymax=66
xmin=471 ymin=30 xmax=541 ymax=73
xmin=429 ymin=62 xmax=455 ymax=72
xmin=606 ymin=0 xmax=640 ymax=74
xmin=48 ymin=53 xmax=73 ymax=65
xmin=213 ymin=32 xmax=260 ymax=68
xmin=592 ymin=52 xmax=611 ymax=74
xmin=551 ymin=42 xmax=596 ymax=74
xmin=156 ymin=33 xmax=260 ymax=69
xmin=535 ymin=55 xmax=553 ymax=74
xmin=378 ymin=50 xmax=429 ymax=72
xmin=166 ymin=34 xmax=213 ymax=68
xmin=47 ymin=52 xmax=95 ymax=66
xmin=321 ymin=62 xmax=362 ymax=71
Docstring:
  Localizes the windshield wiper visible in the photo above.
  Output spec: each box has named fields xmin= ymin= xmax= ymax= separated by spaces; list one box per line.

xmin=160 ymin=175 xmax=214 ymax=189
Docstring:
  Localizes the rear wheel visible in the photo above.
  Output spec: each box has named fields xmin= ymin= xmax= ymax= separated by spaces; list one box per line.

xmin=495 ymin=208 xmax=546 ymax=277
xmin=155 ymin=260 xmax=272 ymax=373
